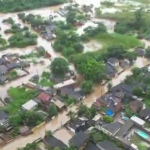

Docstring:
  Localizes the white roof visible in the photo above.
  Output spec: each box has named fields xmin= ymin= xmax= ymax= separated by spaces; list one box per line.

xmin=53 ymin=79 xmax=76 ymax=89
xmin=130 ymin=116 xmax=145 ymax=126
xmin=22 ymin=100 xmax=38 ymax=111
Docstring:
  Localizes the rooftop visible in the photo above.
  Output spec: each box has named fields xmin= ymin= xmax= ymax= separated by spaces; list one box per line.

xmin=84 ymin=142 xmax=100 ymax=150
xmin=101 ymin=122 xmax=122 ymax=135
xmin=69 ymin=131 xmax=89 ymax=148
xmin=43 ymin=136 xmax=67 ymax=150
xmin=38 ymin=92 xmax=51 ymax=102
xmin=115 ymin=120 xmax=134 ymax=137
xmin=107 ymin=58 xmax=119 ymax=64
xmin=97 ymin=140 xmax=121 ymax=150
xmin=22 ymin=100 xmax=38 ymax=111
xmin=105 ymin=63 xmax=117 ymax=75
xmin=0 ymin=111 xmax=8 ymax=121
xmin=139 ymin=108 xmax=150 ymax=118
xmin=53 ymin=79 xmax=76 ymax=89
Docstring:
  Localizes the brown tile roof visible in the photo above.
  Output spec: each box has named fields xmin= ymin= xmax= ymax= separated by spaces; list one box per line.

xmin=38 ymin=92 xmax=51 ymax=102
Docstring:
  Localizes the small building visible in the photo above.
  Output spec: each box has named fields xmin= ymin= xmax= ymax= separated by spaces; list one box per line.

xmin=53 ymin=79 xmax=76 ymax=89
xmin=69 ymin=131 xmax=90 ymax=150
xmin=96 ymin=140 xmax=121 ymax=150
xmin=130 ymin=116 xmax=145 ymax=127
xmin=115 ymin=120 xmax=134 ymax=137
xmin=139 ymin=108 xmax=150 ymax=121
xmin=38 ymin=92 xmax=51 ymax=104
xmin=60 ymin=86 xmax=85 ymax=101
xmin=6 ymin=62 xmax=18 ymax=70
xmin=0 ymin=65 xmax=8 ymax=75
xmin=129 ymin=100 xmax=143 ymax=113
xmin=107 ymin=58 xmax=119 ymax=67
xmin=84 ymin=142 xmax=100 ymax=150
xmin=67 ymin=118 xmax=88 ymax=133
xmin=52 ymin=99 xmax=65 ymax=110
xmin=18 ymin=61 xmax=30 ymax=68
xmin=96 ymin=121 xmax=122 ymax=136
xmin=105 ymin=63 xmax=118 ymax=78
xmin=0 ymin=111 xmax=8 ymax=126
xmin=136 ymin=48 xmax=145 ymax=57
xmin=19 ymin=126 xmax=31 ymax=136
xmin=22 ymin=100 xmax=38 ymax=111
xmin=43 ymin=136 xmax=67 ymax=150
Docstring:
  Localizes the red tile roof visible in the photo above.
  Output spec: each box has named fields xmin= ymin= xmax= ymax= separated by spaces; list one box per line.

xmin=38 ymin=92 xmax=50 ymax=102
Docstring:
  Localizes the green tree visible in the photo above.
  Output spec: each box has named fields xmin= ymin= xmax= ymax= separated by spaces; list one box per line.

xmin=67 ymin=111 xmax=76 ymax=121
xmin=76 ymin=103 xmax=88 ymax=116
xmin=132 ymin=67 xmax=142 ymax=76
xmin=81 ymin=80 xmax=93 ymax=94
xmin=51 ymin=58 xmax=69 ymax=76
xmin=103 ymin=116 xmax=113 ymax=123
xmin=48 ymin=104 xmax=58 ymax=117
xmin=133 ymin=87 xmax=144 ymax=97
xmin=18 ymin=142 xmax=39 ymax=150
xmin=107 ymin=82 xmax=112 ymax=92
xmin=134 ymin=9 xmax=144 ymax=30
xmin=45 ymin=130 xmax=53 ymax=138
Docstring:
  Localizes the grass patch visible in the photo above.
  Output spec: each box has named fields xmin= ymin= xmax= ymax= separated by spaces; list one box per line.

xmin=94 ymin=33 xmax=141 ymax=49
xmin=5 ymin=87 xmax=39 ymax=114
xmin=130 ymin=0 xmax=150 ymax=4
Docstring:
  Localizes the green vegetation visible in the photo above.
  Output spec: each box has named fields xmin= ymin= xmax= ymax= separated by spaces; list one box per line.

xmin=8 ymin=70 xmax=18 ymax=80
xmin=10 ymin=110 xmax=44 ymax=129
xmin=77 ymin=103 xmax=96 ymax=119
xmin=51 ymin=58 xmax=69 ymax=76
xmin=5 ymin=87 xmax=39 ymax=114
xmin=130 ymin=0 xmax=150 ymax=4
xmin=48 ymin=104 xmax=58 ymax=117
xmin=18 ymin=142 xmax=39 ymax=150
xmin=103 ymin=116 xmax=113 ymax=123
xmin=53 ymin=31 xmax=84 ymax=57
xmin=95 ymin=33 xmax=141 ymax=49
xmin=114 ymin=9 xmax=150 ymax=40
xmin=101 ymin=1 xmax=114 ymax=7
xmin=0 ymin=0 xmax=66 ymax=13
xmin=81 ymin=80 xmax=93 ymax=94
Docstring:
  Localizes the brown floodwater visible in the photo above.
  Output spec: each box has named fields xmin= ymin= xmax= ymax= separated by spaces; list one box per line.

xmin=53 ymin=128 xmax=73 ymax=145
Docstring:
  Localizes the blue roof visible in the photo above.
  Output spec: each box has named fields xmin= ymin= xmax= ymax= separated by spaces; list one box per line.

xmin=106 ymin=109 xmax=114 ymax=116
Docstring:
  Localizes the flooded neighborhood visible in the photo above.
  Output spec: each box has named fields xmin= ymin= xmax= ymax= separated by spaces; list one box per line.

xmin=0 ymin=0 xmax=150 ymax=150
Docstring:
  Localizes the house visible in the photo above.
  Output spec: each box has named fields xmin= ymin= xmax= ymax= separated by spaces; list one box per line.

xmin=107 ymin=58 xmax=119 ymax=67
xmin=19 ymin=126 xmax=31 ymax=136
xmin=67 ymin=118 xmax=89 ymax=133
xmin=0 ymin=111 xmax=11 ymax=130
xmin=120 ymin=60 xmax=130 ymax=69
xmin=53 ymin=79 xmax=76 ymax=89
xmin=96 ymin=140 xmax=121 ymax=150
xmin=136 ymin=48 xmax=145 ymax=57
xmin=0 ymin=75 xmax=7 ymax=84
xmin=105 ymin=63 xmax=118 ymax=78
xmin=0 ymin=65 xmax=8 ymax=75
xmin=6 ymin=62 xmax=18 ymax=70
xmin=115 ymin=120 xmax=134 ymax=137
xmin=60 ymin=86 xmax=85 ymax=101
xmin=84 ymin=142 xmax=100 ymax=150
xmin=22 ymin=100 xmax=38 ymax=111
xmin=52 ymin=98 xmax=65 ymax=110
xmin=43 ymin=136 xmax=67 ymax=150
xmin=96 ymin=121 xmax=122 ymax=136
xmin=0 ymin=58 xmax=8 ymax=65
xmin=18 ymin=61 xmax=30 ymax=68
xmin=130 ymin=115 xmax=145 ymax=127
xmin=69 ymin=131 xmax=90 ymax=150
xmin=96 ymin=94 xmax=122 ymax=116
xmin=0 ymin=111 xmax=8 ymax=126
xmin=129 ymin=100 xmax=143 ymax=113
xmin=38 ymin=92 xmax=51 ymax=104
xmin=139 ymin=108 xmax=150 ymax=121
xmin=43 ymin=87 xmax=57 ymax=97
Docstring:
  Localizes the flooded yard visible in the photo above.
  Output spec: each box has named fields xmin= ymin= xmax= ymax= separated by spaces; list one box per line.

xmin=53 ymin=128 xmax=73 ymax=145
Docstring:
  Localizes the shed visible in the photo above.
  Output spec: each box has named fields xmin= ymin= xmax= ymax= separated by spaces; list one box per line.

xmin=130 ymin=116 xmax=145 ymax=126
xmin=22 ymin=100 xmax=38 ymax=111
xmin=38 ymin=92 xmax=51 ymax=103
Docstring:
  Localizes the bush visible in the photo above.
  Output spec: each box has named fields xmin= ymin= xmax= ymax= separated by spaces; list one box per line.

xmin=103 ymin=116 xmax=113 ymax=123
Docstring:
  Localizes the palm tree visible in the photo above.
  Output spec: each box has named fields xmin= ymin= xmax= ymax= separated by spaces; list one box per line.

xmin=67 ymin=111 xmax=76 ymax=121
xmin=76 ymin=102 xmax=87 ymax=115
